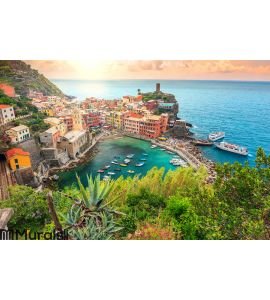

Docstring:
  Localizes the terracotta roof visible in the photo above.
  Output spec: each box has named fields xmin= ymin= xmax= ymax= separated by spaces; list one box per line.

xmin=5 ymin=148 xmax=30 ymax=159
xmin=0 ymin=104 xmax=12 ymax=109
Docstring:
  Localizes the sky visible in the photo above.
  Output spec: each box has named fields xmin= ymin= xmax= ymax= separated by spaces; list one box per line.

xmin=25 ymin=60 xmax=270 ymax=81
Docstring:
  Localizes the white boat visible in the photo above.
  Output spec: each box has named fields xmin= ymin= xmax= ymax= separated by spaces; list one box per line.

xmin=107 ymin=172 xmax=116 ymax=175
xmin=208 ymin=132 xmax=225 ymax=141
xmin=151 ymin=145 xmax=157 ymax=149
xmin=135 ymin=162 xmax=145 ymax=167
xmin=124 ymin=159 xmax=131 ymax=164
xmin=111 ymin=161 xmax=118 ymax=165
xmin=170 ymin=158 xmax=188 ymax=167
xmin=215 ymin=142 xmax=248 ymax=156
xmin=126 ymin=154 xmax=135 ymax=158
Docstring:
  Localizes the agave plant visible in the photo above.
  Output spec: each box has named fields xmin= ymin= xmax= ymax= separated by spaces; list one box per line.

xmin=76 ymin=174 xmax=116 ymax=211
xmin=68 ymin=213 xmax=122 ymax=240
xmin=59 ymin=205 xmax=82 ymax=226
xmin=58 ymin=174 xmax=124 ymax=240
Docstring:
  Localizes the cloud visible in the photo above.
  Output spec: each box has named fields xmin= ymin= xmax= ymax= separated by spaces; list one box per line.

xmin=25 ymin=60 xmax=270 ymax=80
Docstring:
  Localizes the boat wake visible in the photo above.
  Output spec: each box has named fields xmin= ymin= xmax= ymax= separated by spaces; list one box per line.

xmin=248 ymin=154 xmax=253 ymax=157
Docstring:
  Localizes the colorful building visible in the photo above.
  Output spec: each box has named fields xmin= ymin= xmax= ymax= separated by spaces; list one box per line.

xmin=82 ymin=111 xmax=102 ymax=128
xmin=44 ymin=117 xmax=67 ymax=136
xmin=123 ymin=113 xmax=168 ymax=139
xmin=5 ymin=125 xmax=31 ymax=144
xmin=59 ymin=116 xmax=73 ymax=131
xmin=0 ymin=104 xmax=15 ymax=124
xmin=40 ymin=127 xmax=60 ymax=147
xmin=5 ymin=148 xmax=31 ymax=171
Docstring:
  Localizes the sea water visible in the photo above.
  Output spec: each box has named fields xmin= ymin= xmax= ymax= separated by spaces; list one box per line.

xmin=58 ymin=136 xmax=177 ymax=188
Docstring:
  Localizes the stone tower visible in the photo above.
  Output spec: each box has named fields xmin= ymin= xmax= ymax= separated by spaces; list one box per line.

xmin=156 ymin=83 xmax=160 ymax=92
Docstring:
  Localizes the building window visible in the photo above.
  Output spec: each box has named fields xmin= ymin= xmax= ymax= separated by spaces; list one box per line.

xmin=15 ymin=158 xmax=18 ymax=163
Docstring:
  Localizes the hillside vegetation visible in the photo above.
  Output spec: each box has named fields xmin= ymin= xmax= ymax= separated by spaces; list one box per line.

xmin=0 ymin=60 xmax=64 ymax=97
xmin=1 ymin=148 xmax=270 ymax=240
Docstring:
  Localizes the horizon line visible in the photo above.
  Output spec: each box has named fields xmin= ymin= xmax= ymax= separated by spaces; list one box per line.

xmin=50 ymin=78 xmax=270 ymax=83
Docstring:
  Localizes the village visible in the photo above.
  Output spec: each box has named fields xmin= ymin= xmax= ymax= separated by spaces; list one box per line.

xmin=0 ymin=82 xmax=216 ymax=200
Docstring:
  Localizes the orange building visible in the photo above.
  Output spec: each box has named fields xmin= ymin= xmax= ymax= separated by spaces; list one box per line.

xmin=0 ymin=83 xmax=16 ymax=97
xmin=5 ymin=148 xmax=31 ymax=171
xmin=123 ymin=113 xmax=168 ymax=139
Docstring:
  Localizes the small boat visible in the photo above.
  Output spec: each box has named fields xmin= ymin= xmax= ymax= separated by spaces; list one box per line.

xmin=135 ymin=162 xmax=145 ymax=167
xmin=124 ymin=159 xmax=131 ymax=164
xmin=97 ymin=169 xmax=105 ymax=173
xmin=120 ymin=164 xmax=128 ymax=167
xmin=192 ymin=139 xmax=213 ymax=146
xmin=111 ymin=161 xmax=118 ymax=165
xmin=215 ymin=142 xmax=248 ymax=156
xmin=126 ymin=154 xmax=135 ymax=158
xmin=107 ymin=172 xmax=116 ymax=175
xmin=103 ymin=165 xmax=111 ymax=169
xmin=140 ymin=158 xmax=147 ymax=161
xmin=127 ymin=170 xmax=135 ymax=174
xmin=166 ymin=151 xmax=174 ymax=154
xmin=114 ymin=168 xmax=121 ymax=171
xmin=170 ymin=158 xmax=187 ymax=167
xmin=103 ymin=175 xmax=110 ymax=181
xmin=160 ymin=148 xmax=166 ymax=151
xmin=208 ymin=132 xmax=225 ymax=142
xmin=142 ymin=153 xmax=148 ymax=156
xmin=151 ymin=145 xmax=157 ymax=149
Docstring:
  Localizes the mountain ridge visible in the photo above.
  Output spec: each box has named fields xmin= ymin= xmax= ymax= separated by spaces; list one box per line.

xmin=0 ymin=60 xmax=65 ymax=97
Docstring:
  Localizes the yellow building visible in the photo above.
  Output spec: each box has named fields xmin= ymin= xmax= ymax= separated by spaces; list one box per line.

xmin=44 ymin=117 xmax=67 ymax=136
xmin=44 ymin=108 xmax=55 ymax=117
xmin=5 ymin=148 xmax=32 ymax=171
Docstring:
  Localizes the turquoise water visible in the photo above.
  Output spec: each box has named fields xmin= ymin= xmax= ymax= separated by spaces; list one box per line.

xmin=58 ymin=136 xmax=177 ymax=188
xmin=53 ymin=79 xmax=270 ymax=166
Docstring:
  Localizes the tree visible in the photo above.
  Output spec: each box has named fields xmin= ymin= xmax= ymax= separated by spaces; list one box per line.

xmin=0 ymin=185 xmax=50 ymax=232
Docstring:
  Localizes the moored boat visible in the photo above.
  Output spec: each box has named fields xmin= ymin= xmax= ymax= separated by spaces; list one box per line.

xmin=127 ymin=170 xmax=135 ymax=174
xmin=124 ymin=159 xmax=131 ymax=164
xmin=126 ymin=154 xmax=135 ymax=158
xmin=97 ymin=169 xmax=105 ymax=173
xmin=215 ymin=142 xmax=248 ymax=156
xmin=208 ymin=132 xmax=225 ymax=142
xmin=111 ymin=161 xmax=118 ymax=165
xmin=142 ymin=153 xmax=148 ymax=156
xmin=104 ymin=165 xmax=110 ymax=169
xmin=140 ymin=158 xmax=147 ymax=161
xmin=151 ymin=145 xmax=157 ymax=149
xmin=107 ymin=172 xmax=116 ymax=175
xmin=120 ymin=163 xmax=127 ymax=167
xmin=135 ymin=162 xmax=145 ymax=167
